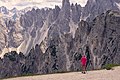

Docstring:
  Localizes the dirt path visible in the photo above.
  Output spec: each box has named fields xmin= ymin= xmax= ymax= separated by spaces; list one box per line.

xmin=3 ymin=67 xmax=120 ymax=80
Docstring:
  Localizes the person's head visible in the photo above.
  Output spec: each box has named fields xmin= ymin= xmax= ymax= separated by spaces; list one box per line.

xmin=82 ymin=55 xmax=86 ymax=57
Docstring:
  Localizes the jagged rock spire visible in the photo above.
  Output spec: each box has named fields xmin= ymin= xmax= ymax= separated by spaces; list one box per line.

xmin=62 ymin=0 xmax=70 ymax=8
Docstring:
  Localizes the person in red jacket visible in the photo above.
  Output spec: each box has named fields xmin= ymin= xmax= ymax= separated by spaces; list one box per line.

xmin=81 ymin=55 xmax=87 ymax=74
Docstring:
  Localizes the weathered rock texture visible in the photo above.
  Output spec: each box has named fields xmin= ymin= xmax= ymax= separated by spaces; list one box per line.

xmin=0 ymin=0 xmax=120 ymax=79
xmin=81 ymin=0 xmax=120 ymax=21
xmin=0 ymin=0 xmax=119 ymax=55
xmin=0 ymin=10 xmax=120 ymax=79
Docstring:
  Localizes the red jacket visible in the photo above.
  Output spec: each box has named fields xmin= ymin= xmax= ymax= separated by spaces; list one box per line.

xmin=81 ymin=56 xmax=87 ymax=66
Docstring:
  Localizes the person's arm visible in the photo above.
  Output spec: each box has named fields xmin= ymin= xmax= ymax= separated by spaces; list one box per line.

xmin=85 ymin=57 xmax=87 ymax=63
xmin=80 ymin=57 xmax=83 ymax=63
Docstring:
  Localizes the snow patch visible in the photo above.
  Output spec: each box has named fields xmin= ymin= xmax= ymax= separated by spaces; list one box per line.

xmin=0 ymin=47 xmax=17 ymax=58
xmin=17 ymin=40 xmax=27 ymax=54
xmin=115 ymin=2 xmax=120 ymax=10
xmin=17 ymin=21 xmax=49 ymax=55
xmin=21 ymin=21 xmax=49 ymax=55
xmin=40 ymin=40 xmax=47 ymax=53
xmin=81 ymin=13 xmax=91 ymax=21
xmin=69 ymin=20 xmax=78 ymax=38
xmin=33 ymin=21 xmax=49 ymax=45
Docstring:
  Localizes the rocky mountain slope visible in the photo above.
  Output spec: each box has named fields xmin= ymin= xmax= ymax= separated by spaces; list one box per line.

xmin=0 ymin=9 xmax=120 ymax=79
xmin=81 ymin=0 xmax=120 ymax=21
xmin=0 ymin=0 xmax=119 ymax=56
xmin=0 ymin=0 xmax=120 ymax=79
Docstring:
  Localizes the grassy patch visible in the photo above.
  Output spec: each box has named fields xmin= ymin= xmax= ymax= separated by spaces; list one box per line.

xmin=103 ymin=64 xmax=120 ymax=70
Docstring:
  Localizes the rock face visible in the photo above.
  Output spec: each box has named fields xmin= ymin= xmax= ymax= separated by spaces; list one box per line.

xmin=71 ymin=3 xmax=81 ymax=23
xmin=0 ymin=0 xmax=119 ymax=55
xmin=81 ymin=0 xmax=120 ymax=21
xmin=75 ymin=10 xmax=120 ymax=69
xmin=0 ymin=6 xmax=9 ymax=14
xmin=0 ymin=10 xmax=120 ymax=79
xmin=0 ymin=0 xmax=120 ymax=79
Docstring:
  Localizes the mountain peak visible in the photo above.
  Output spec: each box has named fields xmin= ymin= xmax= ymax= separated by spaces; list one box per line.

xmin=0 ymin=6 xmax=8 ymax=14
xmin=62 ymin=0 xmax=70 ymax=7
